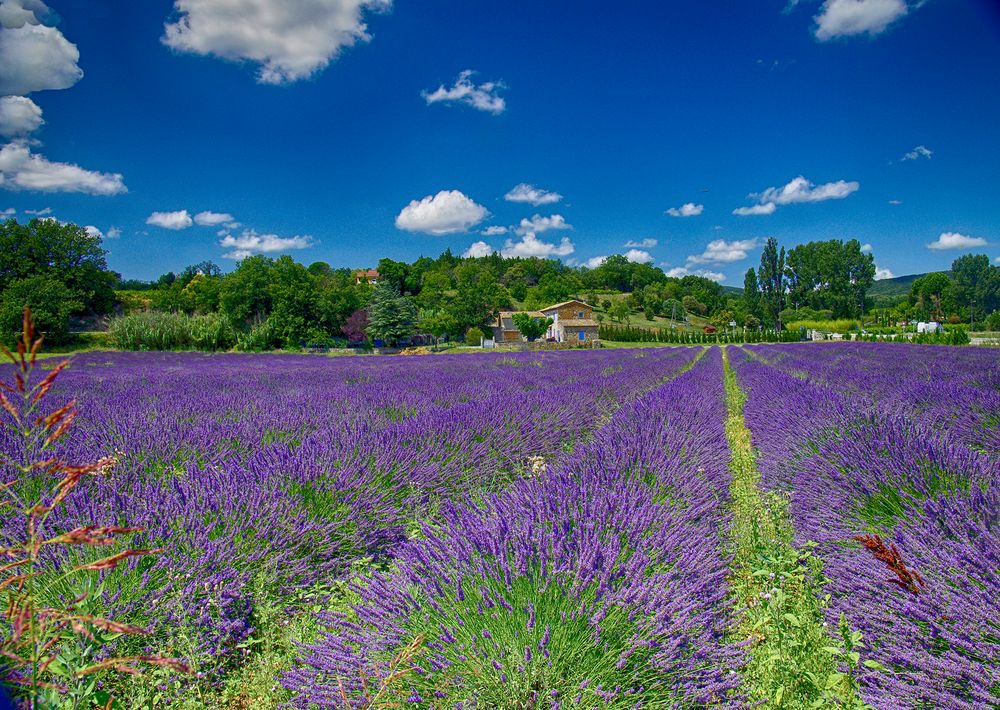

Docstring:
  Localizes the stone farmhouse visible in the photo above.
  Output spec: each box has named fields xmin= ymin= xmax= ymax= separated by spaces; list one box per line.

xmin=493 ymin=299 xmax=600 ymax=344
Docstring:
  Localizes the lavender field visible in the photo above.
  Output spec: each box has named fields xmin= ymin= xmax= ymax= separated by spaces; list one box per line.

xmin=1 ymin=343 xmax=998 ymax=708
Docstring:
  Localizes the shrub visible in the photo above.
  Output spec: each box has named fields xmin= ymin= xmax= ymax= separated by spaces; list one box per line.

xmin=465 ymin=326 xmax=486 ymax=346
xmin=109 ymin=312 xmax=236 ymax=351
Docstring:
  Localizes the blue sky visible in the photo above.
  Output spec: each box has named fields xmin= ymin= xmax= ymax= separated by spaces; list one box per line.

xmin=1 ymin=0 xmax=998 ymax=284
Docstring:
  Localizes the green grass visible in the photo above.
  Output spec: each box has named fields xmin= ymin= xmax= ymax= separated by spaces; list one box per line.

xmin=721 ymin=349 xmax=871 ymax=709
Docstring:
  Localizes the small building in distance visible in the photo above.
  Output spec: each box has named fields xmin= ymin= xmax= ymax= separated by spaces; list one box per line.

xmin=354 ymin=269 xmax=379 ymax=285
xmin=540 ymin=300 xmax=600 ymax=343
xmin=494 ymin=310 xmax=545 ymax=343
xmin=493 ymin=299 xmax=599 ymax=344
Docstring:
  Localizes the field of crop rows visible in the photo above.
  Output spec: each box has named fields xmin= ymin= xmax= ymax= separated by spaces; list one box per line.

xmin=1 ymin=343 xmax=997 ymax=708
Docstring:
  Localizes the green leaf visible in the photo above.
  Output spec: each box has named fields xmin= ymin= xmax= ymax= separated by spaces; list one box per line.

xmin=774 ymin=685 xmax=785 ymax=705
xmin=783 ymin=613 xmax=800 ymax=627
xmin=863 ymin=660 xmax=885 ymax=670
xmin=822 ymin=646 xmax=843 ymax=655
xmin=825 ymin=672 xmax=846 ymax=690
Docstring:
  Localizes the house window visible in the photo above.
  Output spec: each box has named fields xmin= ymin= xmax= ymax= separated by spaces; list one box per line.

xmin=577 ymin=311 xmax=584 ymax=318
xmin=578 ymin=330 xmax=586 ymax=341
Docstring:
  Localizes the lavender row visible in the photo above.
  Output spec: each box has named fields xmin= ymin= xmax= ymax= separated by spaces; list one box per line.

xmin=730 ymin=347 xmax=999 ymax=709
xmin=283 ymin=348 xmax=741 ymax=707
xmin=745 ymin=342 xmax=1000 ymax=457
xmin=2 ymin=348 xmax=700 ymax=682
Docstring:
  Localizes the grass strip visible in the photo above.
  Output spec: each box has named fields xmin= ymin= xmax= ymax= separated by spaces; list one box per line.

xmin=721 ymin=347 xmax=870 ymax=709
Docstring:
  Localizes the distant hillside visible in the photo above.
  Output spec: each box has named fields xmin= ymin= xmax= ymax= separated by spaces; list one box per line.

xmin=869 ymin=271 xmax=952 ymax=297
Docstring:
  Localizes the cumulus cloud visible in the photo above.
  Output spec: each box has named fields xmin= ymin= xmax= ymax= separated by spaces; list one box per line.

xmin=83 ymin=225 xmax=101 ymax=239
xmin=500 ymin=233 xmax=574 ymax=259
xmin=687 ymin=238 xmax=761 ymax=265
xmin=0 ymin=142 xmax=126 ymax=194
xmin=624 ymin=248 xmax=653 ymax=264
xmin=503 ymin=183 xmax=561 ymax=206
xmin=756 ymin=175 xmax=859 ymax=205
xmin=733 ymin=203 xmax=776 ymax=216
xmin=422 ymin=70 xmax=505 ymax=114
xmin=860 ymin=242 xmax=873 ymax=253
xmin=105 ymin=226 xmax=121 ymax=239
xmin=584 ymin=255 xmax=607 ymax=269
xmin=902 ymin=144 xmax=932 ymax=161
xmin=1 ymin=207 xmax=14 ymax=216
xmin=462 ymin=240 xmax=494 ymax=258
xmin=193 ymin=210 xmax=235 ymax=226
xmin=665 ymin=202 xmax=704 ymax=218
xmin=146 ymin=209 xmax=193 ymax=230
xmin=515 ymin=213 xmax=571 ymax=236
xmin=162 ymin=0 xmax=389 ymax=85
xmin=625 ymin=238 xmax=657 ymax=248
xmin=219 ymin=228 xmax=315 ymax=259
xmin=0 ymin=21 xmax=82 ymax=95
xmin=395 ymin=189 xmax=488 ymax=235
xmin=481 ymin=225 xmax=508 ymax=236
xmin=874 ymin=266 xmax=894 ymax=280
xmin=926 ymin=232 xmax=987 ymax=251
xmin=0 ymin=96 xmax=43 ymax=137
xmin=814 ymin=0 xmax=908 ymax=41
xmin=665 ymin=266 xmax=726 ymax=282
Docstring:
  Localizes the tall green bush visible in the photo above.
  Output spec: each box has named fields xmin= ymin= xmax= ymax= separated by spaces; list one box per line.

xmin=109 ymin=312 xmax=236 ymax=351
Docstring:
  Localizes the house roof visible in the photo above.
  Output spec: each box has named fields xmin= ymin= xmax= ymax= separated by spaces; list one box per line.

xmin=560 ymin=319 xmax=599 ymax=327
xmin=540 ymin=299 xmax=591 ymax=312
xmin=354 ymin=269 xmax=379 ymax=278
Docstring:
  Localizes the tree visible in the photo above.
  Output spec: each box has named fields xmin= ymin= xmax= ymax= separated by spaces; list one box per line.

xmin=366 ymin=284 xmax=417 ymax=346
xmin=342 ymin=309 xmax=369 ymax=343
xmin=418 ymin=309 xmax=457 ymax=348
xmin=220 ymin=255 xmax=275 ymax=324
xmin=784 ymin=239 xmax=874 ymax=318
xmin=910 ymin=272 xmax=952 ymax=321
xmin=511 ymin=312 xmax=552 ymax=341
xmin=758 ymin=237 xmax=786 ymax=327
xmin=608 ymin=299 xmax=632 ymax=324
xmin=0 ymin=218 xmax=117 ymax=315
xmin=743 ymin=267 xmax=762 ymax=319
xmin=0 ymin=276 xmax=82 ymax=345
xmin=951 ymin=254 xmax=999 ymax=317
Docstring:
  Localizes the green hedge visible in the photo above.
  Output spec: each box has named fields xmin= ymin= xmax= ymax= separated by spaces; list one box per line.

xmin=599 ymin=324 xmax=799 ymax=344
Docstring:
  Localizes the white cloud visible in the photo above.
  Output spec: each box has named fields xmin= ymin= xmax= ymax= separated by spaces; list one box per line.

xmin=733 ymin=202 xmax=776 ymax=216
xmin=665 ymin=266 xmax=726 ymax=282
xmin=422 ymin=70 xmax=505 ymax=114
xmin=814 ymin=0 xmax=908 ymax=41
xmin=874 ymin=266 xmax=894 ymax=280
xmin=1 ymin=207 xmax=14 ymax=216
xmin=665 ymin=202 xmax=704 ymax=217
xmin=481 ymin=225 xmax=508 ymax=235
xmin=23 ymin=206 xmax=49 ymax=214
xmin=219 ymin=228 xmax=315 ymax=259
xmin=584 ymin=255 xmax=607 ymax=269
xmin=193 ymin=210 xmax=235 ymax=226
xmin=756 ymin=175 xmax=859 ymax=205
xmin=0 ymin=142 xmax=126 ymax=194
xmin=625 ymin=238 xmax=657 ymax=248
xmin=926 ymin=232 xmax=987 ymax=251
xmin=0 ymin=1 xmax=55 ymax=30
xmin=500 ymin=233 xmax=574 ymax=259
xmin=515 ymin=213 xmax=571 ymax=236
xmin=860 ymin=242 xmax=873 ymax=253
xmin=83 ymin=224 xmax=101 ymax=239
xmin=395 ymin=189 xmax=488 ymax=235
xmin=462 ymin=240 xmax=494 ymax=258
xmin=0 ymin=96 xmax=43 ymax=137
xmin=624 ymin=248 xmax=653 ymax=264
xmin=162 ymin=0 xmax=389 ymax=85
xmin=0 ymin=21 xmax=82 ymax=95
xmin=888 ymin=199 xmax=903 ymax=205
xmin=105 ymin=226 xmax=121 ymax=239
xmin=902 ymin=145 xmax=932 ymax=161
xmin=146 ymin=209 xmax=193 ymax=230
xmin=687 ymin=238 xmax=761 ymax=265
xmin=504 ymin=183 xmax=561 ymax=206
